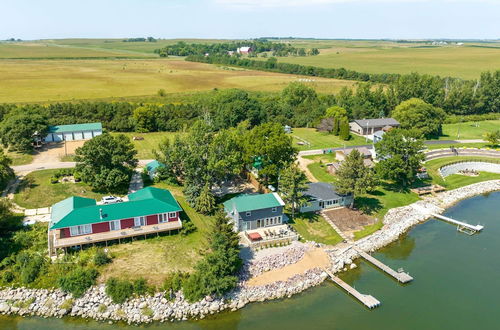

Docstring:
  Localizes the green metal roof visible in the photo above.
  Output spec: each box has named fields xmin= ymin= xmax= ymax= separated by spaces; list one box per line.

xmin=48 ymin=122 xmax=102 ymax=134
xmin=50 ymin=187 xmax=182 ymax=230
xmin=146 ymin=160 xmax=164 ymax=173
xmin=223 ymin=193 xmax=285 ymax=213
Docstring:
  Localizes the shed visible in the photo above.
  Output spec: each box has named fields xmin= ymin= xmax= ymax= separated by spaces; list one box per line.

xmin=45 ymin=122 xmax=102 ymax=142
xmin=146 ymin=160 xmax=165 ymax=180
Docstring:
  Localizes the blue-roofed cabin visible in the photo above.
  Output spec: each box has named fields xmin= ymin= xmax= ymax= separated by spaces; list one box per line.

xmin=300 ymin=182 xmax=353 ymax=213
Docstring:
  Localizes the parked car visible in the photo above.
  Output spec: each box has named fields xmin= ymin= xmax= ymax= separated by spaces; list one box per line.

xmin=101 ymin=196 xmax=122 ymax=204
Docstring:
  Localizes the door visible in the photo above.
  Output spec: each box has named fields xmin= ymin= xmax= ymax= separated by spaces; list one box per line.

xmin=134 ymin=216 xmax=146 ymax=227
xmin=83 ymin=131 xmax=93 ymax=139
xmin=64 ymin=133 xmax=74 ymax=141
xmin=74 ymin=132 xmax=84 ymax=140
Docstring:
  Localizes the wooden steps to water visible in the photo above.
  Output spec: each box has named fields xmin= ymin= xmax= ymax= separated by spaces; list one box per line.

xmin=356 ymin=249 xmax=413 ymax=283
xmin=324 ymin=269 xmax=381 ymax=309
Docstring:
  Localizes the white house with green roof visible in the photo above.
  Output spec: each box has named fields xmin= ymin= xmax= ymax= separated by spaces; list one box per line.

xmin=45 ymin=122 xmax=102 ymax=142
xmin=48 ymin=187 xmax=182 ymax=256
xmin=223 ymin=193 xmax=285 ymax=232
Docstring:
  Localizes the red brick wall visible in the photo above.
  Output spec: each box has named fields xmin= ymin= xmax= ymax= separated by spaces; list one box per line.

xmin=147 ymin=215 xmax=158 ymax=225
xmin=120 ymin=218 xmax=135 ymax=229
xmin=92 ymin=222 xmax=109 ymax=234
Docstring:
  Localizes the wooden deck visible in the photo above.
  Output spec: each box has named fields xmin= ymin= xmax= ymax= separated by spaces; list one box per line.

xmin=324 ymin=269 xmax=381 ymax=309
xmin=356 ymin=249 xmax=413 ymax=283
xmin=52 ymin=220 xmax=182 ymax=250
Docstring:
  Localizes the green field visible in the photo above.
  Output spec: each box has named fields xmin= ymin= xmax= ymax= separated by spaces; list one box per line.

xmin=440 ymin=120 xmax=500 ymax=140
xmin=270 ymin=40 xmax=500 ymax=79
xmin=0 ymin=58 xmax=354 ymax=103
xmin=292 ymin=128 xmax=367 ymax=150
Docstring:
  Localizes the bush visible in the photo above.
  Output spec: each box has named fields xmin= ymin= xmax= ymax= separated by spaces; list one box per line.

xmin=57 ymin=267 xmax=98 ymax=298
xmin=93 ymin=249 xmax=111 ymax=266
xmin=50 ymin=177 xmax=59 ymax=184
xmin=133 ymin=278 xmax=148 ymax=296
xmin=17 ymin=253 xmax=45 ymax=285
xmin=162 ymin=271 xmax=187 ymax=294
xmin=180 ymin=221 xmax=196 ymax=236
xmin=2 ymin=271 xmax=14 ymax=283
xmin=105 ymin=278 xmax=134 ymax=304
xmin=59 ymin=299 xmax=74 ymax=310
xmin=157 ymin=89 xmax=167 ymax=97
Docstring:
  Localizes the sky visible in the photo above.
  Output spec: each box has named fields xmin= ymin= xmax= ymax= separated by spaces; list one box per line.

xmin=1 ymin=0 xmax=500 ymax=40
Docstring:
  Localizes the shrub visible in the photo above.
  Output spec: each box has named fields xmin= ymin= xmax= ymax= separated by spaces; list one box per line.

xmin=57 ymin=267 xmax=98 ymax=298
xmin=93 ymin=249 xmax=111 ymax=266
xmin=17 ymin=253 xmax=45 ymax=285
xmin=180 ymin=221 xmax=196 ymax=236
xmin=133 ymin=278 xmax=148 ymax=296
xmin=59 ymin=299 xmax=74 ymax=310
xmin=98 ymin=304 xmax=107 ymax=313
xmin=142 ymin=306 xmax=154 ymax=317
xmin=157 ymin=89 xmax=167 ymax=97
xmin=50 ymin=177 xmax=59 ymax=184
xmin=105 ymin=278 xmax=134 ymax=304
xmin=2 ymin=271 xmax=14 ymax=283
xmin=162 ymin=271 xmax=186 ymax=294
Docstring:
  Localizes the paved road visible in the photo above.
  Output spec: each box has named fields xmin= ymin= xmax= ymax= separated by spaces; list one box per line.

xmin=12 ymin=162 xmax=77 ymax=174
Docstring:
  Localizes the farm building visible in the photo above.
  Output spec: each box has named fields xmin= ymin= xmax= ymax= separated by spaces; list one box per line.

xmin=146 ymin=160 xmax=165 ymax=180
xmin=300 ymin=182 xmax=353 ymax=213
xmin=47 ymin=187 xmax=182 ymax=256
xmin=45 ymin=122 xmax=102 ymax=142
xmin=237 ymin=46 xmax=252 ymax=54
xmin=224 ymin=193 xmax=285 ymax=232
xmin=349 ymin=118 xmax=400 ymax=136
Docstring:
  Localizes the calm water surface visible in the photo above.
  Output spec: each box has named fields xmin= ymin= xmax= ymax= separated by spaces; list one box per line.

xmin=2 ymin=191 xmax=499 ymax=330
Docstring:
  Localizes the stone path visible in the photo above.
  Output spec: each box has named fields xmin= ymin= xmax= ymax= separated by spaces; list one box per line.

xmin=321 ymin=210 xmax=352 ymax=242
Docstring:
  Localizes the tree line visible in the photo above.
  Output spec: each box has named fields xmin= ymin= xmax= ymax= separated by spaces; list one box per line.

xmin=187 ymin=55 xmax=500 ymax=116
xmin=154 ymin=39 xmax=318 ymax=57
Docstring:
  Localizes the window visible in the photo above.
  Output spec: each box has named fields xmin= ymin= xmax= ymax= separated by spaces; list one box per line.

xmin=246 ymin=211 xmax=251 ymax=217
xmin=158 ymin=213 xmax=168 ymax=223
xmin=278 ymin=216 xmax=282 ymax=224
xmin=169 ymin=212 xmax=177 ymax=219
xmin=271 ymin=207 xmax=277 ymax=212
xmin=134 ymin=216 xmax=146 ymax=227
xmin=70 ymin=224 xmax=92 ymax=236
xmin=109 ymin=220 xmax=121 ymax=231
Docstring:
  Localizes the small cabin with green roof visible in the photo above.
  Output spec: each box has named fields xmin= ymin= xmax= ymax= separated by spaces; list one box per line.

xmin=45 ymin=122 xmax=102 ymax=142
xmin=223 ymin=193 xmax=285 ymax=232
xmin=48 ymin=187 xmax=182 ymax=255
xmin=146 ymin=160 xmax=165 ymax=180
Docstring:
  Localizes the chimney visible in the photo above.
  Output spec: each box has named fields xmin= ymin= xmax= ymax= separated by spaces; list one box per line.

xmin=99 ymin=208 xmax=103 ymax=220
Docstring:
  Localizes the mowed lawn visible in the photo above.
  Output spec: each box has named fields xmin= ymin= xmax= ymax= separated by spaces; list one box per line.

xmin=292 ymin=128 xmax=367 ymax=151
xmin=274 ymin=43 xmax=500 ymax=80
xmin=440 ymin=120 xmax=500 ymax=140
xmin=111 ymin=132 xmax=180 ymax=159
xmin=0 ymin=58 xmax=355 ymax=103
xmin=14 ymin=169 xmax=106 ymax=209
xmin=290 ymin=212 xmax=343 ymax=246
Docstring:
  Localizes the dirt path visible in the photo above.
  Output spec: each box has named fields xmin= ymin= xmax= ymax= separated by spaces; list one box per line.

xmin=246 ymin=248 xmax=330 ymax=287
xmin=297 ymin=156 xmax=317 ymax=182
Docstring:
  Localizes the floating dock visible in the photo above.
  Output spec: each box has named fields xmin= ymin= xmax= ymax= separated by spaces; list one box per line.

xmin=356 ymin=249 xmax=413 ymax=283
xmin=431 ymin=213 xmax=484 ymax=235
xmin=324 ymin=269 xmax=381 ymax=309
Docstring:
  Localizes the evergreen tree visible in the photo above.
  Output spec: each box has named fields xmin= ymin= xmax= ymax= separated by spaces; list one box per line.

xmin=279 ymin=163 xmax=308 ymax=219
xmin=195 ymin=183 xmax=216 ymax=215
xmin=335 ymin=149 xmax=376 ymax=206
xmin=0 ymin=149 xmax=14 ymax=189
xmin=339 ymin=119 xmax=351 ymax=141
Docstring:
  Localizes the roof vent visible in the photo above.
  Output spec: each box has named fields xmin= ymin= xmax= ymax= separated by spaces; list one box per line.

xmin=99 ymin=208 xmax=103 ymax=220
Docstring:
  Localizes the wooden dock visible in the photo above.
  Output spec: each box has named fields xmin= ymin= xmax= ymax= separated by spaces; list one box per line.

xmin=324 ymin=269 xmax=381 ymax=309
xmin=431 ymin=213 xmax=484 ymax=235
xmin=356 ymin=249 xmax=413 ymax=283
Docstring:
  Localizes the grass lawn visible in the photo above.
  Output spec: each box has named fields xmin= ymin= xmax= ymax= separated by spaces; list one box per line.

xmin=425 ymin=156 xmax=500 ymax=190
xmin=290 ymin=212 xmax=343 ymax=246
xmin=302 ymin=153 xmax=337 ymax=162
xmin=425 ymin=142 xmax=499 ymax=150
xmin=307 ymin=162 xmax=336 ymax=183
xmin=6 ymin=151 xmax=34 ymax=166
xmin=439 ymin=120 xmax=500 ymax=140
xmin=292 ymin=128 xmax=367 ymax=151
xmin=14 ymin=169 xmax=106 ymax=209
xmin=111 ymin=132 xmax=180 ymax=159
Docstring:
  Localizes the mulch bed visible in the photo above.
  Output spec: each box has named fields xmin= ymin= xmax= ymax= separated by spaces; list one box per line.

xmin=323 ymin=207 xmax=376 ymax=232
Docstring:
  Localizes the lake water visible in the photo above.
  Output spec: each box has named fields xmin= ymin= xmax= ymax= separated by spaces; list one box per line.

xmin=1 ymin=191 xmax=499 ymax=330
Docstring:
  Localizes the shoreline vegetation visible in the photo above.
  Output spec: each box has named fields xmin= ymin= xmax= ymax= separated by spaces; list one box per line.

xmin=0 ymin=180 xmax=498 ymax=324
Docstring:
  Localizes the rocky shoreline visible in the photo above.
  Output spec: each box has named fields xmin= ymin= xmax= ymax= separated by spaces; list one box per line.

xmin=1 ymin=180 xmax=499 ymax=324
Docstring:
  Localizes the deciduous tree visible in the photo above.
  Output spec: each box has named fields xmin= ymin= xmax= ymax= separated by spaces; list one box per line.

xmin=392 ymin=98 xmax=446 ymax=138
xmin=335 ymin=149 xmax=376 ymax=205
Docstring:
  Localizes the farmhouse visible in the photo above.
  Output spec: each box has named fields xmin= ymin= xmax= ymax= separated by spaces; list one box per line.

xmin=349 ymin=118 xmax=400 ymax=136
xmin=223 ymin=193 xmax=285 ymax=232
xmin=300 ymin=182 xmax=353 ymax=213
xmin=146 ymin=160 xmax=165 ymax=180
xmin=237 ymin=46 xmax=252 ymax=54
xmin=47 ymin=187 xmax=182 ymax=256
xmin=45 ymin=122 xmax=103 ymax=142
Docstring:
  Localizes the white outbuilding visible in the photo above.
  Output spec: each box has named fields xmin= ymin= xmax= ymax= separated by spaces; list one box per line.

xmin=45 ymin=122 xmax=103 ymax=142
